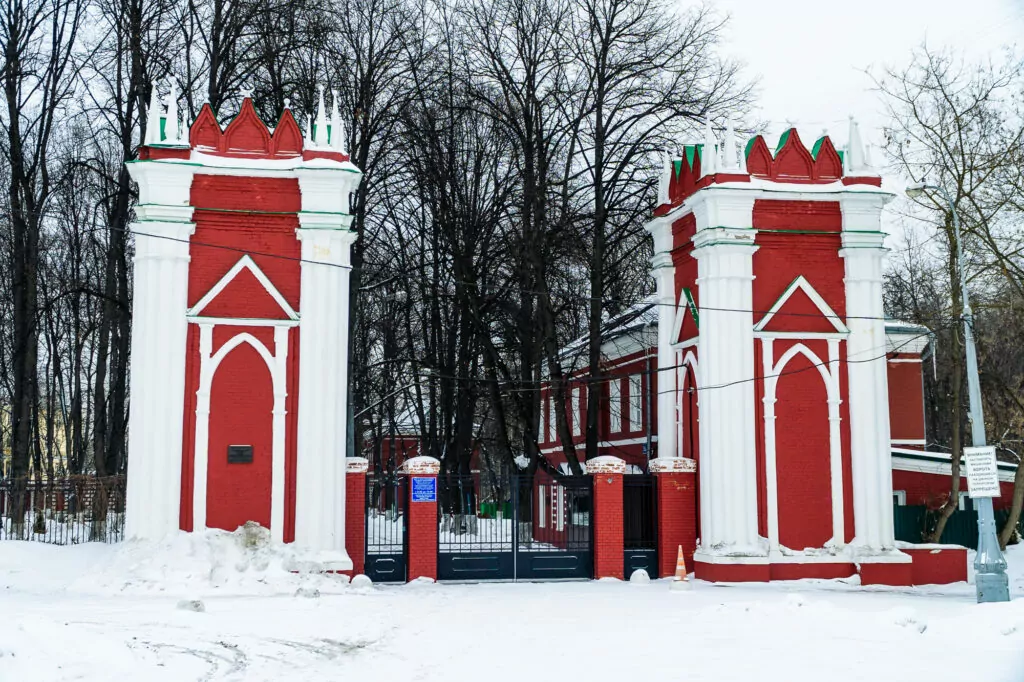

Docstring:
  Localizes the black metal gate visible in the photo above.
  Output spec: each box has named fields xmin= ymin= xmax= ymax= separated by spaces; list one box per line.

xmin=437 ymin=470 xmax=593 ymax=581
xmin=623 ymin=474 xmax=658 ymax=577
xmin=365 ymin=473 xmax=407 ymax=583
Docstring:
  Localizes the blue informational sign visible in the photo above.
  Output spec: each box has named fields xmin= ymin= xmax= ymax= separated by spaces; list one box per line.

xmin=411 ymin=476 xmax=437 ymax=503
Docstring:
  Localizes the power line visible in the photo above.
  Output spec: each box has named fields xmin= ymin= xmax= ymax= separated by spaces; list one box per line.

xmin=401 ymin=326 xmax=939 ymax=396
xmin=123 ymin=224 xmax=951 ymax=326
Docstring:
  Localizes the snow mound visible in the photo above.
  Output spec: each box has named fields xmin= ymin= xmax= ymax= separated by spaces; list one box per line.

xmin=629 ymin=569 xmax=650 ymax=583
xmin=69 ymin=526 xmax=352 ymax=597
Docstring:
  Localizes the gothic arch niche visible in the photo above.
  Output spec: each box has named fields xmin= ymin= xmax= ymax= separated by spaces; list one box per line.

xmin=206 ymin=337 xmax=274 ymax=531
xmin=772 ymin=345 xmax=833 ymax=550
xmin=679 ymin=352 xmax=700 ymax=537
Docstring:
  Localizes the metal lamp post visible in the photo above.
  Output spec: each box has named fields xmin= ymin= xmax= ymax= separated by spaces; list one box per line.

xmin=906 ymin=182 xmax=1010 ymax=603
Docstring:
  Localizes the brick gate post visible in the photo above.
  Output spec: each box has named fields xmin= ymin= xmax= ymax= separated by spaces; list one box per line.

xmin=399 ymin=456 xmax=440 ymax=582
xmin=590 ymin=455 xmax=627 ymax=580
xmin=650 ymin=457 xmax=698 ymax=578
xmin=345 ymin=457 xmax=368 ymax=576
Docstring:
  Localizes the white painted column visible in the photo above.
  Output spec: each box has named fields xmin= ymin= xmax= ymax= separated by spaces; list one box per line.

xmin=191 ymin=323 xmax=214 ymax=532
xmin=293 ymin=166 xmax=361 ymax=569
xmin=761 ymin=338 xmax=780 ymax=552
xmin=840 ymin=194 xmax=895 ymax=552
xmin=270 ymin=325 xmax=289 ymax=543
xmin=826 ymin=338 xmax=845 ymax=547
xmin=689 ymin=189 xmax=761 ymax=554
xmin=645 ymin=217 xmax=677 ymax=461
xmin=124 ymin=162 xmax=196 ymax=541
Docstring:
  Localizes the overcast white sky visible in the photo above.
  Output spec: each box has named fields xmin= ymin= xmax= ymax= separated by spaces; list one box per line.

xmin=700 ymin=0 xmax=1024 ymax=242
xmin=708 ymin=0 xmax=1023 ymax=143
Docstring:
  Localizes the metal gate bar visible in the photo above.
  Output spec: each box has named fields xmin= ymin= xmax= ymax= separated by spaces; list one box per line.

xmin=623 ymin=473 xmax=658 ymax=577
xmin=365 ymin=473 xmax=407 ymax=582
xmin=436 ymin=470 xmax=594 ymax=581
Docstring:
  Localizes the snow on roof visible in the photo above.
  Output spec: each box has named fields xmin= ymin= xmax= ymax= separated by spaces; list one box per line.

xmin=557 ymin=298 xmax=658 ymax=365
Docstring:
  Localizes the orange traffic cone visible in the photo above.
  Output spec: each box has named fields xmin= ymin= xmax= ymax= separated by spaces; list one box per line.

xmin=670 ymin=545 xmax=691 ymax=591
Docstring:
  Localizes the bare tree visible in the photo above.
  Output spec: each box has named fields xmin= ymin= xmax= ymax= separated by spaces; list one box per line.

xmin=0 ymin=0 xmax=86 ymax=532
xmin=879 ymin=45 xmax=1024 ymax=544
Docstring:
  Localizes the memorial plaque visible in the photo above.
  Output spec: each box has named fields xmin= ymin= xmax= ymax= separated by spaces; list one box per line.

xmin=227 ymin=445 xmax=253 ymax=464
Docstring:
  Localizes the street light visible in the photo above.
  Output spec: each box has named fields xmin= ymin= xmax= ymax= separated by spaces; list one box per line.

xmin=905 ymin=181 xmax=1010 ymax=603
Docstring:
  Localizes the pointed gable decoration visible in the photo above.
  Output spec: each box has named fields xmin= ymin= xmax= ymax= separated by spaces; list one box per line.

xmin=745 ymin=136 xmax=773 ymax=178
xmin=188 ymin=255 xmax=299 ymax=321
xmin=190 ymin=103 xmax=222 ymax=151
xmin=771 ymin=128 xmax=815 ymax=181
xmin=811 ymin=134 xmax=843 ymax=181
xmin=754 ymin=275 xmax=848 ymax=334
xmin=272 ymin=107 xmax=303 ymax=157
xmin=223 ymin=97 xmax=272 ymax=156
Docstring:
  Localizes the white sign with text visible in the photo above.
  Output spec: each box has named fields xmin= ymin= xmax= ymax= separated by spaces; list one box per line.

xmin=963 ymin=445 xmax=1001 ymax=498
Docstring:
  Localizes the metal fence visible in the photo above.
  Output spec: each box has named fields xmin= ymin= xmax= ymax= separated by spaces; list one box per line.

xmin=893 ymin=502 xmax=1024 ymax=549
xmin=0 ymin=476 xmax=126 ymax=545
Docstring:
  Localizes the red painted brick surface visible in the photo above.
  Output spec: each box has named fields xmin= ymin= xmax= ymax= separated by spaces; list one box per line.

xmin=179 ymin=172 xmax=304 ymax=539
xmin=903 ymin=547 xmax=968 ymax=585
xmin=405 ymin=474 xmax=438 ymax=581
xmin=887 ymin=361 xmax=925 ymax=442
xmin=694 ymin=561 xmax=770 ymax=582
xmin=858 ymin=561 xmax=913 ymax=586
xmin=774 ymin=346 xmax=833 ymax=550
xmin=346 ymin=471 xmax=366 ymax=576
xmin=892 ymin=469 xmax=1015 ymax=510
xmin=592 ymin=473 xmax=624 ymax=579
xmin=769 ymin=563 xmax=855 ymax=581
xmin=655 ymin=471 xmax=697 ymax=578
xmin=206 ymin=339 xmax=273 ymax=531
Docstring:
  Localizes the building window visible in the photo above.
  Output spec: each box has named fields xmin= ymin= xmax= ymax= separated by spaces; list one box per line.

xmin=893 ymin=490 xmax=907 ymax=506
xmin=628 ymin=375 xmax=642 ymax=432
xmin=571 ymin=387 xmax=581 ymax=436
xmin=609 ymin=379 xmax=622 ymax=433
xmin=538 ymin=484 xmax=547 ymax=528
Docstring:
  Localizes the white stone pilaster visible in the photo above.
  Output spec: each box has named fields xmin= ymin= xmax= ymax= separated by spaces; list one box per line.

xmin=645 ymin=216 xmax=677 ymax=461
xmin=293 ymin=166 xmax=361 ymax=569
xmin=688 ymin=189 xmax=761 ymax=555
xmin=124 ymin=162 xmax=196 ymax=541
xmin=839 ymin=193 xmax=895 ymax=552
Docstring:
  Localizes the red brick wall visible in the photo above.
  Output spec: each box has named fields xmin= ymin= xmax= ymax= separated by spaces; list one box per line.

xmin=773 ymin=345 xmax=833 ymax=549
xmin=592 ymin=473 xmax=624 ymax=579
xmin=206 ymin=337 xmax=273 ymax=531
xmin=187 ymin=176 xmax=301 ymax=311
xmin=892 ymin=468 xmax=1015 ymax=510
xmin=887 ymin=361 xmax=925 ymax=442
xmin=655 ymin=471 xmax=697 ymax=577
xmin=405 ymin=475 xmax=438 ymax=580
xmin=346 ymin=471 xmax=366 ymax=576
xmin=179 ymin=174 xmax=304 ymax=539
xmin=903 ymin=546 xmax=967 ymax=585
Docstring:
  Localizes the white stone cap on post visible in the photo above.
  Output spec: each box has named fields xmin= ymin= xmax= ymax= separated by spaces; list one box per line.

xmin=398 ymin=456 xmax=441 ymax=475
xmin=586 ymin=456 xmax=627 ymax=474
xmin=346 ymin=457 xmax=369 ymax=474
xmin=649 ymin=457 xmax=697 ymax=473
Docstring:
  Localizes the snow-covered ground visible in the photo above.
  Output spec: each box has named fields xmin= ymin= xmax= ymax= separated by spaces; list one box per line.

xmin=2 ymin=530 xmax=1024 ymax=682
